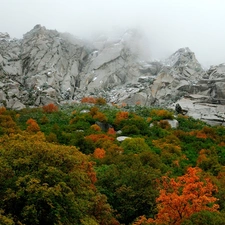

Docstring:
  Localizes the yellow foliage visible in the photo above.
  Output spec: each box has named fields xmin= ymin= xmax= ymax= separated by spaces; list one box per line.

xmin=91 ymin=124 xmax=101 ymax=131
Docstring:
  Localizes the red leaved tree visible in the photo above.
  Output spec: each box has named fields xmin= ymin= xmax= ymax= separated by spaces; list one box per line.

xmin=93 ymin=148 xmax=106 ymax=159
xmin=134 ymin=167 xmax=219 ymax=225
xmin=155 ymin=167 xmax=219 ymax=225
xmin=42 ymin=103 xmax=58 ymax=113
xmin=26 ymin=118 xmax=40 ymax=133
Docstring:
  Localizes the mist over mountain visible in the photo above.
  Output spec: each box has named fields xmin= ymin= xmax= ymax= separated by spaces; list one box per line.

xmin=2 ymin=0 xmax=225 ymax=69
xmin=0 ymin=25 xmax=225 ymax=125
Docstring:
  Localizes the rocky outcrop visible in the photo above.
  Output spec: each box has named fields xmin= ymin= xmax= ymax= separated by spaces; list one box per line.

xmin=0 ymin=25 xmax=89 ymax=108
xmin=0 ymin=25 xmax=225 ymax=126
xmin=172 ymin=95 xmax=225 ymax=126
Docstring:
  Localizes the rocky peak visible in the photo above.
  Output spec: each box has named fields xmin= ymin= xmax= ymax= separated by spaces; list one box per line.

xmin=0 ymin=25 xmax=225 ymax=126
xmin=0 ymin=32 xmax=10 ymax=39
xmin=162 ymin=47 xmax=205 ymax=81
xmin=206 ymin=63 xmax=225 ymax=79
xmin=164 ymin=47 xmax=194 ymax=66
xmin=23 ymin=24 xmax=57 ymax=39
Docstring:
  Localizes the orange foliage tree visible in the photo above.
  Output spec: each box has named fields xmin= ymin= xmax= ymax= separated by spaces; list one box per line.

xmin=91 ymin=124 xmax=101 ymax=132
xmin=26 ymin=118 xmax=40 ymax=133
xmin=151 ymin=167 xmax=218 ymax=225
xmin=150 ymin=109 xmax=174 ymax=120
xmin=93 ymin=111 xmax=108 ymax=122
xmin=42 ymin=103 xmax=58 ymax=113
xmin=85 ymin=134 xmax=114 ymax=143
xmin=0 ymin=106 xmax=6 ymax=114
xmin=81 ymin=97 xmax=96 ymax=104
xmin=114 ymin=111 xmax=129 ymax=126
xmin=134 ymin=167 xmax=219 ymax=225
xmin=95 ymin=97 xmax=107 ymax=105
xmin=107 ymin=127 xmax=116 ymax=136
xmin=93 ymin=148 xmax=106 ymax=159
xmin=89 ymin=106 xmax=108 ymax=122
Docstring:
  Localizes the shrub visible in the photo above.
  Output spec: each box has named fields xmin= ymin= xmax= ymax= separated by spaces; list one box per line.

xmin=95 ymin=97 xmax=107 ymax=105
xmin=91 ymin=124 xmax=101 ymax=132
xmin=42 ymin=103 xmax=58 ymax=113
xmin=150 ymin=109 xmax=174 ymax=120
xmin=93 ymin=148 xmax=106 ymax=159
xmin=81 ymin=97 xmax=96 ymax=104
xmin=26 ymin=118 xmax=40 ymax=133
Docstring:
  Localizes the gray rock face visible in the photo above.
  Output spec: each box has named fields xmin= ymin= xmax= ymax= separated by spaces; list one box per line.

xmin=0 ymin=25 xmax=225 ymax=126
xmin=171 ymin=95 xmax=225 ymax=126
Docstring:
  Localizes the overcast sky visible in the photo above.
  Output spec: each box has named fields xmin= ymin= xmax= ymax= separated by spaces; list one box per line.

xmin=1 ymin=0 xmax=225 ymax=68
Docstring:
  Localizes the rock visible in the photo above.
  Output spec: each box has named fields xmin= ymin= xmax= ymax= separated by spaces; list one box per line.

xmin=0 ymin=25 xmax=225 ymax=126
xmin=80 ymin=109 xmax=90 ymax=114
xmin=150 ymin=119 xmax=179 ymax=129
xmin=165 ymin=119 xmax=179 ymax=129
xmin=172 ymin=96 xmax=225 ymax=126
xmin=11 ymin=101 xmax=26 ymax=110
xmin=95 ymin=121 xmax=112 ymax=132
xmin=116 ymin=136 xmax=130 ymax=142
xmin=0 ymin=32 xmax=10 ymax=39
xmin=139 ymin=61 xmax=163 ymax=75
xmin=175 ymin=103 xmax=188 ymax=115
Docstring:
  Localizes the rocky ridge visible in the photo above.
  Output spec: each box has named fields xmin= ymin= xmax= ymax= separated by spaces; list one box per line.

xmin=0 ymin=25 xmax=225 ymax=125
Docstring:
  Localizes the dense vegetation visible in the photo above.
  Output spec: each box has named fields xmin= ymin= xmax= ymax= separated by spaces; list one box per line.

xmin=0 ymin=100 xmax=225 ymax=225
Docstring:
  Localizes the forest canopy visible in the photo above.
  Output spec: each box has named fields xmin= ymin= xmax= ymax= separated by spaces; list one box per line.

xmin=0 ymin=103 xmax=225 ymax=225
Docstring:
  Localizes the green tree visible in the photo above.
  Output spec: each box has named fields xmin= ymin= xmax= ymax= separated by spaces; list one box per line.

xmin=121 ymin=137 xmax=151 ymax=154
xmin=96 ymin=155 xmax=161 ymax=224
xmin=181 ymin=211 xmax=225 ymax=225
xmin=0 ymin=132 xmax=117 ymax=225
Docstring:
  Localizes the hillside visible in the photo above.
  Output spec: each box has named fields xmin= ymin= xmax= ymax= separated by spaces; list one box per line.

xmin=0 ymin=102 xmax=225 ymax=224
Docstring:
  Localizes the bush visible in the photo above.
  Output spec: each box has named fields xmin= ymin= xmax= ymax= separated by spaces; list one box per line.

xmin=81 ymin=97 xmax=96 ymax=104
xmin=150 ymin=109 xmax=174 ymax=120
xmin=42 ymin=103 xmax=58 ymax=113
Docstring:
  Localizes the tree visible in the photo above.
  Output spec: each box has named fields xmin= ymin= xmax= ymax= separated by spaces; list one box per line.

xmin=81 ymin=97 xmax=96 ymax=104
xmin=154 ymin=167 xmax=219 ymax=225
xmin=114 ymin=111 xmax=129 ymax=127
xmin=121 ymin=138 xmax=150 ymax=154
xmin=26 ymin=118 xmax=40 ymax=133
xmin=0 ymin=133 xmax=118 ymax=225
xmin=95 ymin=97 xmax=107 ymax=105
xmin=96 ymin=155 xmax=161 ymax=224
xmin=149 ymin=109 xmax=174 ymax=121
xmin=181 ymin=210 xmax=225 ymax=225
xmin=42 ymin=103 xmax=58 ymax=113
xmin=93 ymin=148 xmax=106 ymax=159
xmin=133 ymin=167 xmax=219 ymax=225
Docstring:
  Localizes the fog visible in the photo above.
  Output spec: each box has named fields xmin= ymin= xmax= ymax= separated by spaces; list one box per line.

xmin=1 ymin=0 xmax=225 ymax=68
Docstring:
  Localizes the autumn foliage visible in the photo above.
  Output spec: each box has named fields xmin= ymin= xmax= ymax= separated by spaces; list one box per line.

xmin=0 ymin=106 xmax=6 ymax=114
xmin=114 ymin=111 xmax=129 ymax=126
xmin=26 ymin=118 xmax=40 ymax=133
xmin=150 ymin=109 xmax=174 ymax=120
xmin=137 ymin=167 xmax=219 ymax=225
xmin=81 ymin=96 xmax=96 ymax=104
xmin=1 ymin=103 xmax=225 ymax=224
xmin=91 ymin=124 xmax=101 ymax=132
xmin=107 ymin=127 xmax=116 ymax=136
xmin=42 ymin=103 xmax=58 ymax=113
xmin=95 ymin=97 xmax=107 ymax=105
xmin=85 ymin=134 xmax=114 ymax=143
xmin=93 ymin=148 xmax=106 ymax=159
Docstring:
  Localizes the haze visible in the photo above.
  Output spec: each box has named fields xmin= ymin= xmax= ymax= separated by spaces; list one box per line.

xmin=1 ymin=0 xmax=225 ymax=68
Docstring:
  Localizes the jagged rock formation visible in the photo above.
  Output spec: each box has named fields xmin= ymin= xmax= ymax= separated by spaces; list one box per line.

xmin=0 ymin=25 xmax=225 ymax=125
